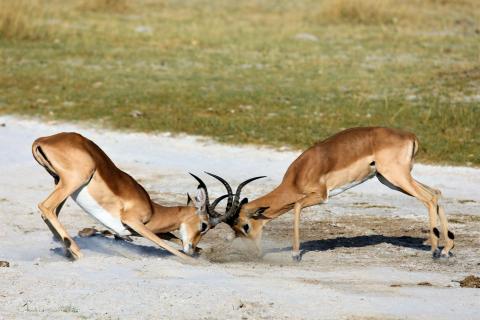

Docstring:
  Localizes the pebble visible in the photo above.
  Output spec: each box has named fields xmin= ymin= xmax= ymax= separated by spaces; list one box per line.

xmin=0 ymin=261 xmax=10 ymax=267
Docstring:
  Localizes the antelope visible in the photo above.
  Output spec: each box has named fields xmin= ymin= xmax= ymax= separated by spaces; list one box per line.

xmin=31 ymin=132 xmax=227 ymax=262
xmin=209 ymin=127 xmax=455 ymax=261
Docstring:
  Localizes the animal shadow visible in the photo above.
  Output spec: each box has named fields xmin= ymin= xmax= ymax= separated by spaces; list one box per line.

xmin=50 ymin=234 xmax=173 ymax=259
xmin=267 ymin=234 xmax=429 ymax=258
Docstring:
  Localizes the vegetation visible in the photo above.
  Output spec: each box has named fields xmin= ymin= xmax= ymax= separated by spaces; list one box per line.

xmin=0 ymin=0 xmax=478 ymax=165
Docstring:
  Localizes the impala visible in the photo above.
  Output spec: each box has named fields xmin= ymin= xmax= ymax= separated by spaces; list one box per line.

xmin=208 ymin=127 xmax=455 ymax=261
xmin=32 ymin=132 xmax=227 ymax=262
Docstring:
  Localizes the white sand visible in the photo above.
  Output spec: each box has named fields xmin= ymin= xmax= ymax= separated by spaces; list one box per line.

xmin=0 ymin=116 xmax=479 ymax=319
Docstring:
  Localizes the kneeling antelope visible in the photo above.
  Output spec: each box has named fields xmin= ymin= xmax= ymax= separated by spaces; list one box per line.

xmin=32 ymin=132 xmax=226 ymax=262
xmin=209 ymin=127 xmax=455 ymax=261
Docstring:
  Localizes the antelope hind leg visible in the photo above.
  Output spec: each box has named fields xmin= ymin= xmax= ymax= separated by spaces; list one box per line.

xmin=38 ymin=181 xmax=86 ymax=260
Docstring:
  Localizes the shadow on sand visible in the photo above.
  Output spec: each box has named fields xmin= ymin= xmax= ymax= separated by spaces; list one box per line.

xmin=50 ymin=234 xmax=173 ymax=259
xmin=266 ymin=234 xmax=429 ymax=258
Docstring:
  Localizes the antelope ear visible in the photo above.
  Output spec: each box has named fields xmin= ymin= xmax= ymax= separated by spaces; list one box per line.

xmin=251 ymin=207 xmax=270 ymax=220
xmin=194 ymin=188 xmax=207 ymax=212
xmin=186 ymin=193 xmax=194 ymax=206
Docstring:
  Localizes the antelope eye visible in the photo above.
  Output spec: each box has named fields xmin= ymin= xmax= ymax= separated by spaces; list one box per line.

xmin=242 ymin=224 xmax=250 ymax=233
xmin=200 ymin=222 xmax=208 ymax=233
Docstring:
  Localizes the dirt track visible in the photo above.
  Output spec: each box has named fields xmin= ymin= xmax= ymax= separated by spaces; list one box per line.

xmin=1 ymin=117 xmax=479 ymax=319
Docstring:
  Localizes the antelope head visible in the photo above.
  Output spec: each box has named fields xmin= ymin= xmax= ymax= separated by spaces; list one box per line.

xmin=197 ymin=173 xmax=268 ymax=248
xmin=182 ymin=173 xmax=231 ymax=255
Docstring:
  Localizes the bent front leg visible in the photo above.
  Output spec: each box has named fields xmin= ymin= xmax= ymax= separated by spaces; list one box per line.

xmin=122 ymin=218 xmax=196 ymax=263
xmin=292 ymin=190 xmax=327 ymax=262
xmin=156 ymin=232 xmax=202 ymax=255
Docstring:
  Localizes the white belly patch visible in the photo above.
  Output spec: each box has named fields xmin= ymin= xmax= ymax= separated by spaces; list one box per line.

xmin=329 ymin=171 xmax=376 ymax=198
xmin=71 ymin=185 xmax=131 ymax=236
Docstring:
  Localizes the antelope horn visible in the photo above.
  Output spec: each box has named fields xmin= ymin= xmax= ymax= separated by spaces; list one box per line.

xmin=223 ymin=176 xmax=266 ymax=223
xmin=209 ymin=194 xmax=228 ymax=212
xmin=190 ymin=173 xmax=234 ymax=226
xmin=205 ymin=172 xmax=234 ymax=212
xmin=232 ymin=176 xmax=266 ymax=208
xmin=189 ymin=173 xmax=211 ymax=215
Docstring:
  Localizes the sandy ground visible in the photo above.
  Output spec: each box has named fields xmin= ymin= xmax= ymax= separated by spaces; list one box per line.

xmin=0 ymin=116 xmax=479 ymax=320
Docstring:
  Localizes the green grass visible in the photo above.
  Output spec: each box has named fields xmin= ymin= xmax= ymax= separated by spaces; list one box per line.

xmin=0 ymin=0 xmax=479 ymax=165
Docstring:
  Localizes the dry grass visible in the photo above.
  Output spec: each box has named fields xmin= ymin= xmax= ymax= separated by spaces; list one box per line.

xmin=0 ymin=0 xmax=478 ymax=165
xmin=0 ymin=0 xmax=130 ymax=41
xmin=316 ymin=0 xmax=479 ymax=25
xmin=317 ymin=0 xmax=408 ymax=25
xmin=77 ymin=0 xmax=130 ymax=13
xmin=0 ymin=0 xmax=59 ymax=40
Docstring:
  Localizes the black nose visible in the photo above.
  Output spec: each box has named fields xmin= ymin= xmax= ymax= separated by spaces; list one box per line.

xmin=242 ymin=224 xmax=250 ymax=233
xmin=201 ymin=222 xmax=208 ymax=233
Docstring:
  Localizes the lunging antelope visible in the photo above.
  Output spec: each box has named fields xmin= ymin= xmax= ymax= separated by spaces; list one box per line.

xmin=32 ymin=132 xmax=226 ymax=262
xmin=208 ymin=127 xmax=455 ymax=261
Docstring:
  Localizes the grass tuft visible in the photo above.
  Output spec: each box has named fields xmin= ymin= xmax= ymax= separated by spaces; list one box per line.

xmin=0 ymin=0 xmax=478 ymax=166
xmin=77 ymin=0 xmax=130 ymax=13
xmin=0 ymin=0 xmax=58 ymax=40
xmin=317 ymin=0 xmax=410 ymax=25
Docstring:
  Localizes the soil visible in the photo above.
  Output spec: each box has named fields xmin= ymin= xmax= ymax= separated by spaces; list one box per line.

xmin=1 ymin=116 xmax=479 ymax=319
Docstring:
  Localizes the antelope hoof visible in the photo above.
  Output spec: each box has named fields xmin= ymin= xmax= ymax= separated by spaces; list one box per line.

xmin=65 ymin=246 xmax=83 ymax=260
xmin=114 ymin=235 xmax=133 ymax=242
xmin=78 ymin=227 xmax=97 ymax=238
xmin=440 ymin=251 xmax=454 ymax=259
xmin=292 ymin=251 xmax=302 ymax=262
xmin=184 ymin=248 xmax=201 ymax=258
xmin=194 ymin=247 xmax=203 ymax=255
xmin=190 ymin=252 xmax=201 ymax=258
xmin=432 ymin=248 xmax=442 ymax=259
xmin=182 ymin=244 xmax=197 ymax=257
xmin=63 ymin=237 xmax=83 ymax=260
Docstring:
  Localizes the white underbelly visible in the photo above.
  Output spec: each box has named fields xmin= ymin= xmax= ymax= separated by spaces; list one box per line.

xmin=328 ymin=170 xmax=376 ymax=197
xmin=71 ymin=185 xmax=131 ymax=236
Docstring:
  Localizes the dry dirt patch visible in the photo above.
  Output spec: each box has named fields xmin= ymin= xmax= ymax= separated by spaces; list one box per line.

xmin=200 ymin=213 xmax=480 ymax=276
xmin=460 ymin=275 xmax=480 ymax=288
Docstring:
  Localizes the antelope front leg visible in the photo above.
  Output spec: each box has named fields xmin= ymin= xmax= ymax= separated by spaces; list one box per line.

xmin=157 ymin=232 xmax=183 ymax=246
xmin=122 ymin=218 xmax=196 ymax=263
xmin=157 ymin=232 xmax=202 ymax=254
xmin=292 ymin=191 xmax=327 ymax=262
xmin=292 ymin=202 xmax=302 ymax=261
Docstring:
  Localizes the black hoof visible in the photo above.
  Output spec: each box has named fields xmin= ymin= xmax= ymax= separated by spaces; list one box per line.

xmin=441 ymin=251 xmax=454 ymax=259
xmin=292 ymin=253 xmax=302 ymax=262
xmin=182 ymin=246 xmax=199 ymax=258
xmin=65 ymin=248 xmax=80 ymax=261
xmin=186 ymin=251 xmax=200 ymax=258
xmin=432 ymin=248 xmax=442 ymax=259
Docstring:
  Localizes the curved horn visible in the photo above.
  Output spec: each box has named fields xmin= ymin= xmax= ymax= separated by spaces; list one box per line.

xmin=190 ymin=173 xmax=236 ymax=227
xmin=233 ymin=176 xmax=266 ymax=208
xmin=205 ymin=172 xmax=234 ymax=212
xmin=189 ymin=173 xmax=211 ymax=214
xmin=209 ymin=194 xmax=228 ymax=212
xmin=223 ymin=176 xmax=266 ymax=223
